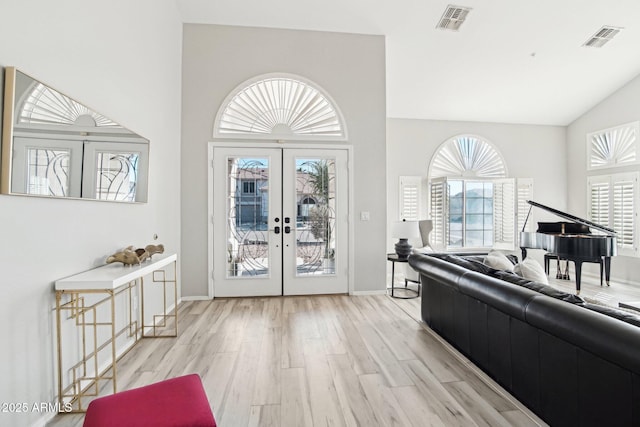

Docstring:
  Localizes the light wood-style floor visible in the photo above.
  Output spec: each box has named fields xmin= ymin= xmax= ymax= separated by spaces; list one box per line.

xmin=547 ymin=266 xmax=640 ymax=309
xmin=48 ymin=293 xmax=546 ymax=427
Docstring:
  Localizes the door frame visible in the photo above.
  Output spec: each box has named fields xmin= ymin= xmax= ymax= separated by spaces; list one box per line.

xmin=207 ymin=141 xmax=355 ymax=299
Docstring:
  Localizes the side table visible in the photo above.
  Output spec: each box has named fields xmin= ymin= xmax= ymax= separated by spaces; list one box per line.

xmin=387 ymin=253 xmax=420 ymax=299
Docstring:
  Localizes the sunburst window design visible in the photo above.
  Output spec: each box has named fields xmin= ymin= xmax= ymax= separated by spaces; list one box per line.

xmin=429 ymin=135 xmax=507 ymax=179
xmin=18 ymin=82 xmax=118 ymax=127
xmin=215 ymin=75 xmax=346 ymax=140
xmin=588 ymin=122 xmax=639 ymax=170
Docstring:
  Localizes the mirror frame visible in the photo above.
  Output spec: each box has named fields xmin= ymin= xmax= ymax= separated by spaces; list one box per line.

xmin=1 ymin=67 xmax=149 ymax=202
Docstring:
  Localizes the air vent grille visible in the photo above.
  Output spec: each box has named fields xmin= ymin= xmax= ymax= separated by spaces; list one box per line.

xmin=584 ymin=26 xmax=623 ymax=48
xmin=436 ymin=5 xmax=472 ymax=31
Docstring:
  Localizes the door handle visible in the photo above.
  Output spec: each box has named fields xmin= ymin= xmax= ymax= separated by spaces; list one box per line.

xmin=274 ymin=226 xmax=281 ymax=234
xmin=284 ymin=226 xmax=291 ymax=234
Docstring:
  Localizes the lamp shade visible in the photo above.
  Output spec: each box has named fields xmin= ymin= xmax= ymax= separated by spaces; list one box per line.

xmin=391 ymin=220 xmax=420 ymax=239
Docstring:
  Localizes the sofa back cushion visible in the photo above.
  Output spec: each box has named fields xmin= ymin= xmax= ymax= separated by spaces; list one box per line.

xmin=425 ymin=253 xmax=499 ymax=276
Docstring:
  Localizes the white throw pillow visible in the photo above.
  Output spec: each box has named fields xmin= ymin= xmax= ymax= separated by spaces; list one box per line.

xmin=412 ymin=245 xmax=434 ymax=254
xmin=514 ymin=258 xmax=549 ymax=284
xmin=483 ymin=250 xmax=514 ymax=272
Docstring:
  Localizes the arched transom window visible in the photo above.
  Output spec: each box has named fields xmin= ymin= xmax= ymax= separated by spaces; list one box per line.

xmin=429 ymin=135 xmax=507 ymax=179
xmin=214 ymin=74 xmax=347 ymax=141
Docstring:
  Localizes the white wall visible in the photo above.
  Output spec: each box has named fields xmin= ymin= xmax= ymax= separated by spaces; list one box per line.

xmin=0 ymin=1 xmax=182 ymax=426
xmin=567 ymin=72 xmax=640 ymax=283
xmin=181 ymin=24 xmax=387 ymax=296
xmin=387 ymin=118 xmax=567 ymax=260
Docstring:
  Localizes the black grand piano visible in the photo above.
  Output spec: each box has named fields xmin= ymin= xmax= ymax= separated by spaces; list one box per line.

xmin=519 ymin=200 xmax=617 ymax=294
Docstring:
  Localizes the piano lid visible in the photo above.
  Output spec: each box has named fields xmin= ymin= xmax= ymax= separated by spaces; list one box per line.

xmin=526 ymin=200 xmax=617 ymax=236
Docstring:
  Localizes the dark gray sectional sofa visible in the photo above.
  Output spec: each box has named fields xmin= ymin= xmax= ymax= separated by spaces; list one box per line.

xmin=408 ymin=252 xmax=640 ymax=427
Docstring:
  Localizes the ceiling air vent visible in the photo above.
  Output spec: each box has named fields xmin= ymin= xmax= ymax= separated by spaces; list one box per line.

xmin=436 ymin=5 xmax=472 ymax=31
xmin=584 ymin=26 xmax=623 ymax=48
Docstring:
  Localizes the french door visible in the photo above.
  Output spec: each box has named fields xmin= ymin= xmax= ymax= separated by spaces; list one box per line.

xmin=212 ymin=146 xmax=349 ymax=297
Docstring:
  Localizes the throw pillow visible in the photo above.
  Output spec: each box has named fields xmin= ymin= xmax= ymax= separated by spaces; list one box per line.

xmin=412 ymin=245 xmax=434 ymax=254
xmin=514 ymin=258 xmax=549 ymax=284
xmin=483 ymin=250 xmax=515 ymax=272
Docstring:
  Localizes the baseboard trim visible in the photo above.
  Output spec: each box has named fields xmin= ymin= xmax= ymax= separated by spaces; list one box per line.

xmin=351 ymin=290 xmax=387 ymax=296
xmin=181 ymin=295 xmax=212 ymax=301
xmin=183 ymin=293 xmax=390 ymax=298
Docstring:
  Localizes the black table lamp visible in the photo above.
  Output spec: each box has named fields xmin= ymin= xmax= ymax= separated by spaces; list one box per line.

xmin=392 ymin=220 xmax=420 ymax=258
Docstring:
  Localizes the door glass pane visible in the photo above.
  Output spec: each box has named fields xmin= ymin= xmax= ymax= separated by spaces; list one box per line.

xmin=26 ymin=148 xmax=70 ymax=196
xmin=295 ymin=158 xmax=336 ymax=276
xmin=227 ymin=157 xmax=270 ymax=278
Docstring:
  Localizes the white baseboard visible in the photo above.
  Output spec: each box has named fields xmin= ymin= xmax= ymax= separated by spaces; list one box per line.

xmin=350 ymin=290 xmax=387 ymax=296
xmin=180 ymin=295 xmax=212 ymax=301
xmin=184 ymin=293 xmax=391 ymax=298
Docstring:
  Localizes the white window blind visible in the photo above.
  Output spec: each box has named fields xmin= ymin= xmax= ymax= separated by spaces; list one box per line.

xmin=399 ymin=176 xmax=422 ymax=221
xmin=429 ymin=178 xmax=447 ymax=250
xmin=588 ymin=176 xmax=610 ymax=228
xmin=613 ymin=178 xmax=636 ymax=251
xmin=493 ymin=178 xmax=515 ymax=250
xmin=516 ymin=178 xmax=534 ymax=236
xmin=588 ymin=172 xmax=638 ymax=257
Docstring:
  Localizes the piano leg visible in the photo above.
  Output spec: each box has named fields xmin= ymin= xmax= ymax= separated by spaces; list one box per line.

xmin=604 ymin=256 xmax=611 ymax=286
xmin=556 ymin=258 xmax=570 ymax=280
xmin=599 ymin=258 xmax=603 ymax=287
xmin=574 ymin=261 xmax=582 ymax=295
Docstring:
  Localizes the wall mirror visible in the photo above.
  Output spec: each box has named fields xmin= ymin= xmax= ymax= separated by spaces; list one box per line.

xmin=1 ymin=67 xmax=149 ymax=202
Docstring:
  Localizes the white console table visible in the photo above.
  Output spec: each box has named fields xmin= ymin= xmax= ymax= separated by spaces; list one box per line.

xmin=54 ymin=253 xmax=178 ymax=412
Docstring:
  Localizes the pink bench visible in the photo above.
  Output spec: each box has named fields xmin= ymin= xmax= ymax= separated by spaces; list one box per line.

xmin=83 ymin=374 xmax=216 ymax=427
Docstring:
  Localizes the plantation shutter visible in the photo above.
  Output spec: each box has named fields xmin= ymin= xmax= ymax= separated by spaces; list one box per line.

xmin=612 ymin=173 xmax=638 ymax=256
xmin=588 ymin=176 xmax=611 ymax=228
xmin=493 ymin=178 xmax=515 ymax=250
xmin=429 ymin=178 xmax=447 ymax=250
xmin=399 ymin=176 xmax=422 ymax=221
xmin=515 ymin=178 xmax=534 ymax=245
xmin=587 ymin=172 xmax=638 ymax=257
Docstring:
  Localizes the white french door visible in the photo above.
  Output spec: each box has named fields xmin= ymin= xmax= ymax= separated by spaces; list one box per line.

xmin=211 ymin=146 xmax=349 ymax=297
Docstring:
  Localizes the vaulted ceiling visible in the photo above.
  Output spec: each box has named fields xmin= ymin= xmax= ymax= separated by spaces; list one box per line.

xmin=176 ymin=0 xmax=640 ymax=126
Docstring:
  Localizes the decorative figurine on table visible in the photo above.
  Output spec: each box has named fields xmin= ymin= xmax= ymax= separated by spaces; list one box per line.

xmin=145 ymin=243 xmax=165 ymax=259
xmin=106 ymin=247 xmax=145 ymax=266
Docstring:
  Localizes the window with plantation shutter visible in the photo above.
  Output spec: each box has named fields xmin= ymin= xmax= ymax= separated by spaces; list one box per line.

xmin=214 ymin=74 xmax=347 ymax=141
xmin=427 ymin=135 xmax=532 ymax=251
xmin=399 ymin=176 xmax=422 ymax=220
xmin=587 ymin=122 xmax=639 ymax=170
xmin=588 ymin=172 xmax=638 ymax=257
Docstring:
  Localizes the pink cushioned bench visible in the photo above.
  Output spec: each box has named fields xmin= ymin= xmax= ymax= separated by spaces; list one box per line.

xmin=83 ymin=374 xmax=216 ymax=427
